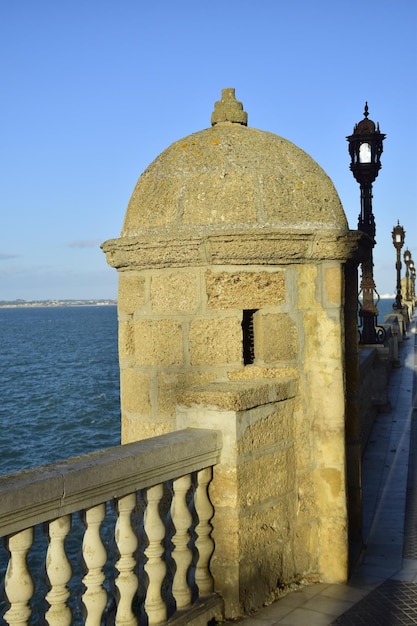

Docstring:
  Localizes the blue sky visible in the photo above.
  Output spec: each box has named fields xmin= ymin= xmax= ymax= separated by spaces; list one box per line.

xmin=1 ymin=0 xmax=416 ymax=301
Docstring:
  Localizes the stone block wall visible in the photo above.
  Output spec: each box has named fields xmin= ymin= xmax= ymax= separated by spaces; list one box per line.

xmin=177 ymin=378 xmax=297 ymax=617
xmin=115 ymin=258 xmax=349 ymax=599
xmin=291 ymin=262 xmax=348 ymax=582
xmin=117 ymin=265 xmax=294 ymax=442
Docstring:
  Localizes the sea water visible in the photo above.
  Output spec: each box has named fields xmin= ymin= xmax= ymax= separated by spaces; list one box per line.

xmin=0 ymin=306 xmax=120 ymax=476
xmin=378 ymin=296 xmax=397 ymax=320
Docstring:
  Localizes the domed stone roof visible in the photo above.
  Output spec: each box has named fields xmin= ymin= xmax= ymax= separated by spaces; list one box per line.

xmin=121 ymin=89 xmax=348 ymax=240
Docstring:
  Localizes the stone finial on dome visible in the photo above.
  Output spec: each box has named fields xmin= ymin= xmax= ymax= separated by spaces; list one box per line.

xmin=211 ymin=88 xmax=248 ymax=126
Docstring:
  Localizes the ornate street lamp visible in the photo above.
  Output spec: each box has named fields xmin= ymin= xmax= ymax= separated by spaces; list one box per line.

xmin=404 ymin=249 xmax=411 ymax=300
xmin=410 ymin=261 xmax=416 ymax=300
xmin=347 ymin=103 xmax=386 ymax=343
xmin=392 ymin=222 xmax=405 ymax=310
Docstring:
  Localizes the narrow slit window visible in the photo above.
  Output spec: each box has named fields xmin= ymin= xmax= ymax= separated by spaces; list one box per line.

xmin=242 ymin=309 xmax=258 ymax=365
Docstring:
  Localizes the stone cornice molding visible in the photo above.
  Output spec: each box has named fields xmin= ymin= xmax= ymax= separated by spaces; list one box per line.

xmin=102 ymin=229 xmax=369 ymax=270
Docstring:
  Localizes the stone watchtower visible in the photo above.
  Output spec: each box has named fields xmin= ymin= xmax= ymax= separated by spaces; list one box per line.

xmin=102 ymin=89 xmax=362 ymax=616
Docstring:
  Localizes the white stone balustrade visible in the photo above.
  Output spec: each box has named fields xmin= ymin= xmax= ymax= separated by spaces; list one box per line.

xmin=45 ymin=515 xmax=72 ymax=625
xmin=144 ymin=483 xmax=167 ymax=625
xmin=171 ymin=474 xmax=193 ymax=610
xmin=0 ymin=429 xmax=222 ymax=625
xmin=3 ymin=528 xmax=34 ymax=625
xmin=82 ymin=503 xmax=107 ymax=625
xmin=115 ymin=493 xmax=139 ymax=625
xmin=194 ymin=467 xmax=215 ymax=595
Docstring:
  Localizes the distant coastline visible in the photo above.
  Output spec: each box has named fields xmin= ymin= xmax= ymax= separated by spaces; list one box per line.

xmin=0 ymin=295 xmax=396 ymax=309
xmin=0 ymin=299 xmax=117 ymax=308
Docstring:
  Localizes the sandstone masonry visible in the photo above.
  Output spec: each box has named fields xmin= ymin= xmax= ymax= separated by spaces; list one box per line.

xmin=102 ymin=88 xmax=368 ymax=617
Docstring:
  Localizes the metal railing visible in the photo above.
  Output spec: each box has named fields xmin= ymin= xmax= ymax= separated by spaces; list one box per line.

xmin=0 ymin=428 xmax=223 ymax=625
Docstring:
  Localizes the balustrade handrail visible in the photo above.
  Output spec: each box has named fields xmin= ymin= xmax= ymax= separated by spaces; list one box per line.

xmin=0 ymin=427 xmax=224 ymax=625
xmin=0 ymin=427 xmax=222 ymax=538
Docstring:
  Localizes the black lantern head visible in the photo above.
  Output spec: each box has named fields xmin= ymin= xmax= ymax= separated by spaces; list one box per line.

xmin=392 ymin=221 xmax=405 ymax=251
xmin=404 ymin=249 xmax=412 ymax=266
xmin=347 ymin=103 xmax=386 ymax=186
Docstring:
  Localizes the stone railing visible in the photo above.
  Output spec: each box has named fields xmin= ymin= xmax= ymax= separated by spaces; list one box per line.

xmin=0 ymin=428 xmax=223 ymax=626
xmin=358 ymin=309 xmax=413 ymax=453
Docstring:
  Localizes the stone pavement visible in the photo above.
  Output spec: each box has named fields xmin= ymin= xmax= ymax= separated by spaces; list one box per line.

xmin=223 ymin=311 xmax=417 ymax=625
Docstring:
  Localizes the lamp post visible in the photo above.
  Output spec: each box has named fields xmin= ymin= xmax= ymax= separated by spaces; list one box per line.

xmin=410 ymin=262 xmax=416 ymax=300
xmin=392 ymin=222 xmax=405 ymax=310
xmin=404 ymin=249 xmax=411 ymax=301
xmin=347 ymin=103 xmax=386 ymax=344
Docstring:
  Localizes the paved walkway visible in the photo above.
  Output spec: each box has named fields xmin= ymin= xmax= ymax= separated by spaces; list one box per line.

xmin=223 ymin=312 xmax=417 ymax=625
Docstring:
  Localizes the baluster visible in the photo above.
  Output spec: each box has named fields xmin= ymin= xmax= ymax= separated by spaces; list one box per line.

xmin=45 ymin=515 xmax=72 ymax=625
xmin=115 ymin=493 xmax=138 ymax=626
xmin=3 ymin=528 xmax=34 ymax=625
xmin=82 ymin=503 xmax=107 ymax=625
xmin=171 ymin=474 xmax=192 ymax=610
xmin=144 ymin=483 xmax=167 ymax=625
xmin=195 ymin=467 xmax=215 ymax=594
